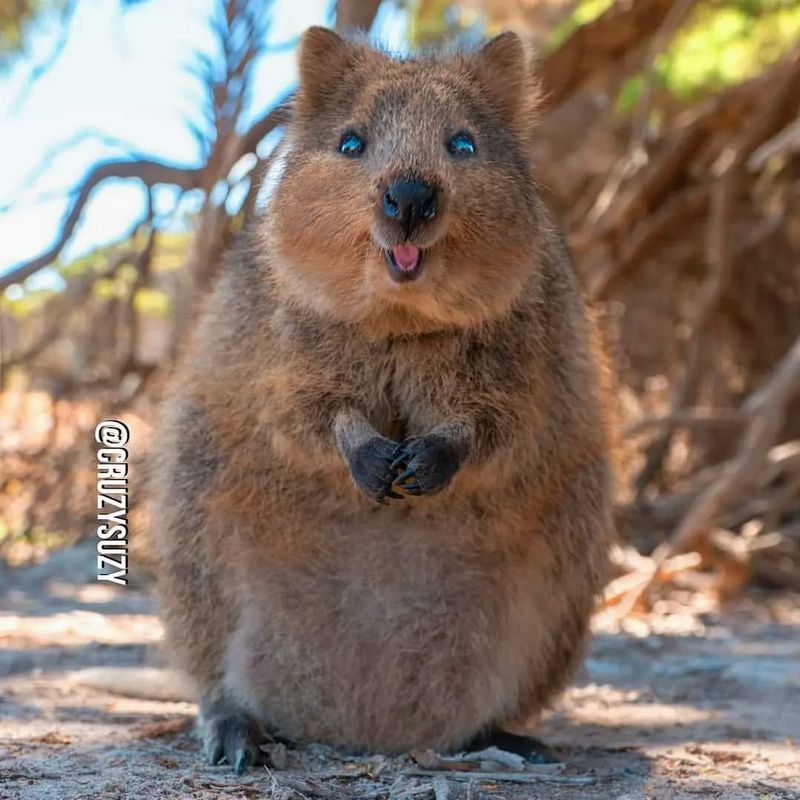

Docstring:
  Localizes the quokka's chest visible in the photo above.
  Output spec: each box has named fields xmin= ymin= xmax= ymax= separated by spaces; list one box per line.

xmin=357 ymin=344 xmax=465 ymax=439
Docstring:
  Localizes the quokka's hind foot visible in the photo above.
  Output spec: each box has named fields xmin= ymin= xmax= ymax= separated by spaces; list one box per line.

xmin=463 ymin=728 xmax=561 ymax=764
xmin=200 ymin=702 xmax=266 ymax=774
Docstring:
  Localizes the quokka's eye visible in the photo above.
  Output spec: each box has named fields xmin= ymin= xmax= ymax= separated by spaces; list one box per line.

xmin=338 ymin=131 xmax=366 ymax=158
xmin=446 ymin=131 xmax=476 ymax=158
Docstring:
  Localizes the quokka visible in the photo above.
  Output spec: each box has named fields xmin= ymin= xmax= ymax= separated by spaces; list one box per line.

xmin=151 ymin=26 xmax=613 ymax=772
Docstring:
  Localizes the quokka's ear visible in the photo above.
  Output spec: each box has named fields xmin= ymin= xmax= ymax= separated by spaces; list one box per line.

xmin=298 ymin=26 xmax=355 ymax=108
xmin=472 ymin=31 xmax=540 ymax=121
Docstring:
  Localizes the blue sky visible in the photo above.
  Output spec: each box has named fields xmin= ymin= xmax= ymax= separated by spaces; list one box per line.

xmin=0 ymin=0 xmax=409 ymax=288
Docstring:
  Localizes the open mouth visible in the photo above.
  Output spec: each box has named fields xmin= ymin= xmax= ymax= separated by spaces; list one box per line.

xmin=384 ymin=244 xmax=423 ymax=283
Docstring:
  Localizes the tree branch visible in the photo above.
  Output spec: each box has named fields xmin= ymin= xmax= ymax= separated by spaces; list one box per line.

xmin=2 ymin=206 xmax=156 ymax=368
xmin=0 ymin=129 xmax=146 ymax=214
xmin=335 ymin=0 xmax=382 ymax=33
xmin=668 ymin=333 xmax=800 ymax=555
xmin=633 ymin=44 xmax=800 ymax=494
xmin=2 ymin=248 xmax=139 ymax=369
xmin=0 ymin=159 xmax=203 ymax=292
xmin=617 ymin=333 xmax=800 ymax=612
xmin=539 ymin=0 xmax=678 ymax=110
xmin=228 ymin=92 xmax=292 ymax=170
xmin=624 ymin=407 xmax=743 ymax=437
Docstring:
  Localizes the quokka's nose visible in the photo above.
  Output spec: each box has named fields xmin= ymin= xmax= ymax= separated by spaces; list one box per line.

xmin=382 ymin=178 xmax=438 ymax=236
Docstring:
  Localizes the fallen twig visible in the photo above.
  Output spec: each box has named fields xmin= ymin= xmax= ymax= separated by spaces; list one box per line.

xmin=404 ymin=769 xmax=595 ymax=786
xmin=432 ymin=775 xmax=449 ymax=800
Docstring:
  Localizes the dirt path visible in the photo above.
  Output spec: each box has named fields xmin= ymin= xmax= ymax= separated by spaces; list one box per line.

xmin=1 ymin=541 xmax=799 ymax=800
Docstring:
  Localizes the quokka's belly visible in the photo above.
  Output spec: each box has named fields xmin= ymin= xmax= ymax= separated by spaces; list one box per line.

xmin=222 ymin=510 xmax=573 ymax=751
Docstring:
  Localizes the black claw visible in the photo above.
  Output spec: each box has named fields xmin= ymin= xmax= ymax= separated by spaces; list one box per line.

xmin=390 ymin=434 xmax=460 ymax=496
xmin=233 ymin=748 xmax=250 ymax=775
xmin=375 ymin=486 xmax=405 ymax=504
xmin=206 ymin=739 xmax=224 ymax=766
xmin=394 ymin=467 xmax=416 ymax=485
xmin=391 ymin=450 xmax=410 ymax=470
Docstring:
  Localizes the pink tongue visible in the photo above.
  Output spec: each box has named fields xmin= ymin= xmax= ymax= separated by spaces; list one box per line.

xmin=391 ymin=244 xmax=421 ymax=271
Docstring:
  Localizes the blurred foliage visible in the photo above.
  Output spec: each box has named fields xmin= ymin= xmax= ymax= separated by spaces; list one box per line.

xmin=0 ymin=0 xmax=66 ymax=64
xmin=660 ymin=0 xmax=800 ymax=98
xmin=408 ymin=0 xmax=800 ymax=107
xmin=616 ymin=1 xmax=800 ymax=112
xmin=0 ymin=518 xmax=66 ymax=550
xmin=0 ymin=0 xmax=147 ymax=70
xmin=549 ymin=0 xmax=615 ymax=48
xmin=133 ymin=286 xmax=171 ymax=316
xmin=2 ymin=229 xmax=187 ymax=320
xmin=2 ymin=286 xmax=52 ymax=317
xmin=408 ymin=0 xmax=486 ymax=48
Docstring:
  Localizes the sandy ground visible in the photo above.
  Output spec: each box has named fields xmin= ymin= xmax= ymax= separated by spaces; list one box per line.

xmin=1 ymin=540 xmax=799 ymax=800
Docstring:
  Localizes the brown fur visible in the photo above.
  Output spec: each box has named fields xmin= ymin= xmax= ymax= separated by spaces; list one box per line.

xmin=151 ymin=27 xmax=612 ymax=756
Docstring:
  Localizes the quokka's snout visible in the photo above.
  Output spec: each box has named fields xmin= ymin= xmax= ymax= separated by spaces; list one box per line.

xmin=375 ymin=173 xmax=445 ymax=282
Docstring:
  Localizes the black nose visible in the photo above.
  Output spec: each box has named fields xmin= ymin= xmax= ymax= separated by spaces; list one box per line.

xmin=382 ymin=178 xmax=437 ymax=236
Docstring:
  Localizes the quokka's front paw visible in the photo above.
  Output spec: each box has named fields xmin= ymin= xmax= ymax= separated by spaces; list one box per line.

xmin=347 ymin=435 xmax=405 ymax=503
xmin=391 ymin=434 xmax=461 ymax=496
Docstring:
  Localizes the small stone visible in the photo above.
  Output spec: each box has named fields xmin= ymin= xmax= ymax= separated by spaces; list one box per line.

xmin=260 ymin=741 xmax=288 ymax=770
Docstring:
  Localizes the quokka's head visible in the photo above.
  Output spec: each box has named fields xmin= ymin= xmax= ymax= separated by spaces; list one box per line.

xmin=268 ymin=26 xmax=544 ymax=334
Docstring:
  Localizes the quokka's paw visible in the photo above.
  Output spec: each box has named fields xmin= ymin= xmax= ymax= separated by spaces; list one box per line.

xmin=391 ymin=434 xmax=461 ymax=496
xmin=203 ymin=709 xmax=265 ymax=774
xmin=347 ymin=435 xmax=405 ymax=504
